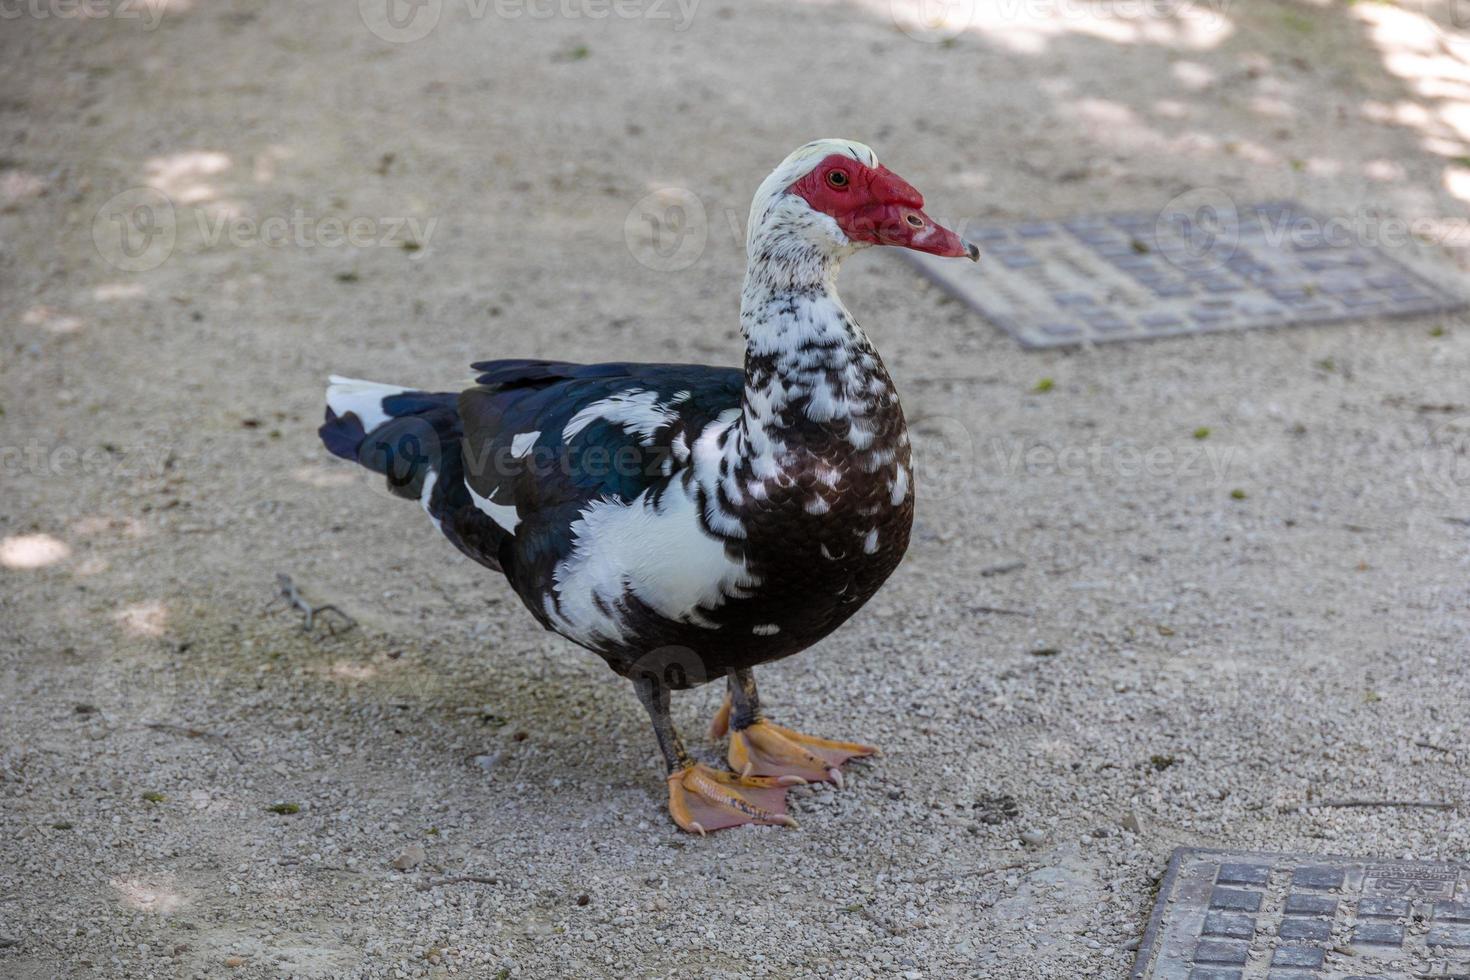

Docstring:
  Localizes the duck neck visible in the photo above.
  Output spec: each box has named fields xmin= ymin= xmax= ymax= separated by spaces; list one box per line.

xmin=732 ymin=235 xmax=892 ymax=477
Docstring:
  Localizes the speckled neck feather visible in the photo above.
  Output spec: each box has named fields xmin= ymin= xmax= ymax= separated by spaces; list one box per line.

xmin=687 ymin=199 xmax=913 ymax=573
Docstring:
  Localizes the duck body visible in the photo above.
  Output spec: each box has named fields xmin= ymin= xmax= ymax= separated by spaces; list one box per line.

xmin=325 ymin=344 xmax=912 ymax=689
xmin=319 ymin=139 xmax=973 ymax=833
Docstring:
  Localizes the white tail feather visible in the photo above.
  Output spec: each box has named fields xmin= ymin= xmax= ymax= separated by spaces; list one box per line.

xmin=325 ymin=375 xmax=410 ymax=432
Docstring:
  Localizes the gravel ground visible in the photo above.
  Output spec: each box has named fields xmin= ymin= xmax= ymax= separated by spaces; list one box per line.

xmin=3 ymin=2 xmax=1469 ymax=978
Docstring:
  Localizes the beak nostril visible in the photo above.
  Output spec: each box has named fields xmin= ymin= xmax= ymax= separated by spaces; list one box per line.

xmin=905 ymin=214 xmax=924 ymax=228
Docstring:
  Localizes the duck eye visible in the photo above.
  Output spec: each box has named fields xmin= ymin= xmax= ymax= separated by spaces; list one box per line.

xmin=826 ymin=170 xmax=849 ymax=188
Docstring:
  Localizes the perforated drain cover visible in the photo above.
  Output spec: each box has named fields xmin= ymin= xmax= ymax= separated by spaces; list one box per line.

xmin=903 ymin=201 xmax=1466 ymax=348
xmin=1133 ymin=847 xmax=1470 ymax=980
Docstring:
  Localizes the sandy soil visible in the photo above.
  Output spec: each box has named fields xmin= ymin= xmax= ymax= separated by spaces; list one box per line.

xmin=2 ymin=1 xmax=1469 ymax=977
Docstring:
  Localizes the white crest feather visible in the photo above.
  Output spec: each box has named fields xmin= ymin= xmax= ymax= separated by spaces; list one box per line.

xmin=746 ymin=139 xmax=878 ymax=252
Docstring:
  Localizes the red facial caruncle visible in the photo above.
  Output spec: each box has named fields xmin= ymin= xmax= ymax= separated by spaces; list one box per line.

xmin=787 ymin=153 xmax=978 ymax=260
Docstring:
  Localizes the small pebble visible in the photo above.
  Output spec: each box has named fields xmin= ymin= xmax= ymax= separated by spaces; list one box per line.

xmin=390 ymin=844 xmax=426 ymax=871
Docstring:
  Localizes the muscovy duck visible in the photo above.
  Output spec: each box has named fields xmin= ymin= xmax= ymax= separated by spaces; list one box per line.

xmin=319 ymin=139 xmax=977 ymax=833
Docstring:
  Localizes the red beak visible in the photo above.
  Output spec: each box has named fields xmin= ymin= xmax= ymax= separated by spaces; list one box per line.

xmin=854 ymin=204 xmax=979 ymax=260
xmin=839 ymin=165 xmax=979 ymax=261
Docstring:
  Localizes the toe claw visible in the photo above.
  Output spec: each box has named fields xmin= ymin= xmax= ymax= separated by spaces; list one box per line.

xmin=777 ymin=775 xmax=808 ymax=787
xmin=828 ymin=767 xmax=844 ymax=790
xmin=691 ymin=821 xmax=707 ymax=837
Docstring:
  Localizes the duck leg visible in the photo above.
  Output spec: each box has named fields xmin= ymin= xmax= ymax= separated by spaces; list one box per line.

xmin=631 ymin=673 xmax=800 ymax=835
xmin=709 ymin=668 xmax=878 ymax=787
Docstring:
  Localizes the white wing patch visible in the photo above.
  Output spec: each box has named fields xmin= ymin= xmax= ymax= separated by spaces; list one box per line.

xmin=546 ymin=476 xmax=757 ymax=648
xmin=510 ymin=431 xmax=540 ymax=458
xmin=420 ymin=470 xmax=442 ymax=531
xmin=562 ymin=390 xmax=678 ymax=445
xmin=466 ymin=480 xmax=520 ymax=533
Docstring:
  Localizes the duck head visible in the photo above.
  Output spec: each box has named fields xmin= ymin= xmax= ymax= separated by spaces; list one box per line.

xmin=746 ymin=139 xmax=978 ymax=264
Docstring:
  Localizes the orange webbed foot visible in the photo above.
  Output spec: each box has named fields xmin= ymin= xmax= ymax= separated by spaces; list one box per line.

xmin=710 ymin=695 xmax=878 ymax=788
xmin=666 ymin=763 xmax=804 ymax=835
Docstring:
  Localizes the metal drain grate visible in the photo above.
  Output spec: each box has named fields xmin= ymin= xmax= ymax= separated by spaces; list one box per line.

xmin=1133 ymin=847 xmax=1470 ymax=979
xmin=903 ymin=201 xmax=1466 ymax=348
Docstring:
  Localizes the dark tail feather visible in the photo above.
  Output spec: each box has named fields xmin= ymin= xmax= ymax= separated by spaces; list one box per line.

xmin=319 ymin=379 xmax=459 ymax=502
xmin=319 ymin=407 xmax=368 ymax=461
xmin=319 ymin=377 xmax=507 ymax=570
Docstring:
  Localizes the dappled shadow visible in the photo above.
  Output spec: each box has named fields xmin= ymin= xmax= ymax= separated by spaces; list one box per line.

xmin=0 ymin=0 xmax=1462 ymax=718
xmin=2 ymin=10 xmax=1469 ymax=977
xmin=808 ymin=0 xmax=1470 ymax=283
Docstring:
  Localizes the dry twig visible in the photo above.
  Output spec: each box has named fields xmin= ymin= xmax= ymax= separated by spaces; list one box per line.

xmin=143 ymin=722 xmax=246 ymax=763
xmin=1302 ymin=799 xmax=1456 ymax=812
xmin=414 ymin=874 xmax=500 ymax=892
xmin=268 ymin=573 xmax=356 ymax=636
xmin=904 ymin=860 xmax=1029 ymax=885
xmin=1415 ymin=740 xmax=1453 ymax=754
